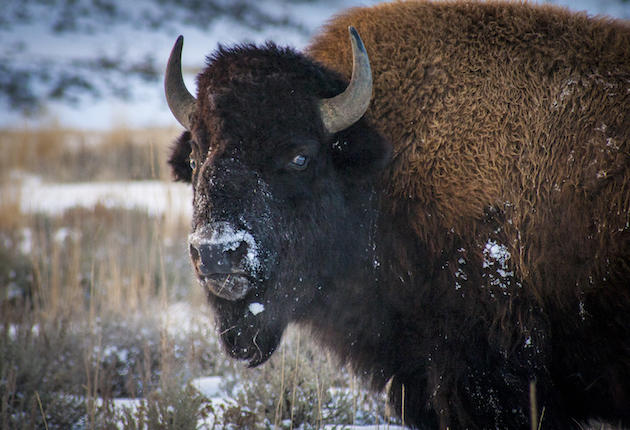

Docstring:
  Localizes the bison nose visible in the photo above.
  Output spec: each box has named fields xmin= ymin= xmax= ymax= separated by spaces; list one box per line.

xmin=189 ymin=242 xmax=249 ymax=276
xmin=188 ymin=223 xmax=259 ymax=301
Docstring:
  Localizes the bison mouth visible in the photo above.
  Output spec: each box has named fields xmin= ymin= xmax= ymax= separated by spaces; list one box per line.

xmin=198 ymin=273 xmax=253 ymax=301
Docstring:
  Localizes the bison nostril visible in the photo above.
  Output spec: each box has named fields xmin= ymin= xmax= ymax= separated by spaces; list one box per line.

xmin=189 ymin=243 xmax=200 ymax=263
xmin=226 ymin=241 xmax=249 ymax=265
xmin=190 ymin=242 xmax=249 ymax=275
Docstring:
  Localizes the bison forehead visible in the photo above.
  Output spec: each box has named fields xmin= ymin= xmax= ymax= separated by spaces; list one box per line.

xmin=197 ymin=42 xmax=343 ymax=98
xmin=192 ymin=43 xmax=348 ymax=145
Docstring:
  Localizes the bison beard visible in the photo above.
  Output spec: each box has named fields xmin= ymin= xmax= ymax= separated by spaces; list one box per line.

xmin=212 ymin=297 xmax=283 ymax=367
xmin=165 ymin=1 xmax=630 ymax=429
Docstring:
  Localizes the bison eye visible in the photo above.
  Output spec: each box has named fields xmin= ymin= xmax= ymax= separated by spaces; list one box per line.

xmin=189 ymin=158 xmax=197 ymax=171
xmin=288 ymin=154 xmax=309 ymax=171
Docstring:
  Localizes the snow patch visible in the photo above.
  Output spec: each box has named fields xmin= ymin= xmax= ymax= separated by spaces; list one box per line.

xmin=483 ymin=240 xmax=512 ymax=278
xmin=191 ymin=376 xmax=224 ymax=398
xmin=483 ymin=240 xmax=510 ymax=266
xmin=53 ymin=227 xmax=80 ymax=244
xmin=248 ymin=302 xmax=265 ymax=316
xmin=19 ymin=228 xmax=33 ymax=255
xmin=482 ymin=239 xmax=516 ymax=293
xmin=19 ymin=175 xmax=192 ymax=217
xmin=161 ymin=302 xmax=214 ymax=339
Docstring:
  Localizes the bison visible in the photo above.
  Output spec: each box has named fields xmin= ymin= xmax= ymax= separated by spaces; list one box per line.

xmin=164 ymin=1 xmax=630 ymax=428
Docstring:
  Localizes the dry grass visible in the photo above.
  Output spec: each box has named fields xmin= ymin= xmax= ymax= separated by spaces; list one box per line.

xmin=0 ymin=174 xmax=206 ymax=427
xmin=0 ymin=127 xmax=391 ymax=429
xmin=0 ymin=124 xmax=181 ymax=183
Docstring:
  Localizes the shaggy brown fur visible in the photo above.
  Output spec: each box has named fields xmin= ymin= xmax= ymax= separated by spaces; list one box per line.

xmin=309 ymin=1 xmax=630 ymax=304
xmin=306 ymin=1 xmax=630 ymax=427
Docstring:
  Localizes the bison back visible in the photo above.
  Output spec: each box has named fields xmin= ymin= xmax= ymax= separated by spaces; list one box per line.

xmin=308 ymin=0 xmax=630 ymax=307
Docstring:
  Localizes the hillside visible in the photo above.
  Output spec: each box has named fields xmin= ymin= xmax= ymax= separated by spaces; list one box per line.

xmin=1 ymin=0 xmax=629 ymax=130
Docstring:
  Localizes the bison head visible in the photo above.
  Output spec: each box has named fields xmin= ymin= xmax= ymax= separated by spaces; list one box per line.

xmin=165 ymin=28 xmax=391 ymax=366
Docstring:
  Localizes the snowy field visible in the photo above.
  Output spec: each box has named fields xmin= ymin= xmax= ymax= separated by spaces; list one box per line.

xmin=17 ymin=173 xmax=192 ymax=217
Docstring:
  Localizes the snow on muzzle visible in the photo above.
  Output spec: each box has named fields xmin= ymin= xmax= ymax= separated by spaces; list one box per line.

xmin=188 ymin=222 xmax=261 ymax=301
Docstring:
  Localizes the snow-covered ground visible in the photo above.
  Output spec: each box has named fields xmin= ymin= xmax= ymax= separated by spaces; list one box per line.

xmin=16 ymin=173 xmax=192 ymax=217
xmin=1 ymin=0 xmax=629 ymax=131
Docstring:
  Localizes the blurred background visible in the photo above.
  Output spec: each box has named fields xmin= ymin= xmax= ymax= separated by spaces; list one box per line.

xmin=1 ymin=0 xmax=629 ymax=429
xmin=1 ymin=0 xmax=629 ymax=130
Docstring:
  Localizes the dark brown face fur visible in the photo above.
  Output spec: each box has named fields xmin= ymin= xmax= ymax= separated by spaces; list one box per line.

xmin=168 ymin=43 xmax=390 ymax=366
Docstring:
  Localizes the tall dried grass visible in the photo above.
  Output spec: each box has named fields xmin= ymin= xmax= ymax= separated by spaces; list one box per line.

xmin=0 ymin=125 xmax=181 ymax=182
xmin=0 ymin=182 xmax=206 ymax=428
xmin=1 ymin=125 xmax=210 ymax=428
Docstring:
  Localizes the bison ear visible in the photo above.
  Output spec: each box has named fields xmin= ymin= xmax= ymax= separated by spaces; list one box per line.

xmin=331 ymin=122 xmax=392 ymax=179
xmin=168 ymin=131 xmax=193 ymax=182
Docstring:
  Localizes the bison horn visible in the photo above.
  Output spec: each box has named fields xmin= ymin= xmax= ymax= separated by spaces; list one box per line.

xmin=319 ymin=26 xmax=373 ymax=134
xmin=165 ymin=35 xmax=197 ymax=130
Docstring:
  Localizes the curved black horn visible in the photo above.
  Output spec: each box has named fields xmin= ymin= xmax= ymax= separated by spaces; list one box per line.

xmin=165 ymin=35 xmax=196 ymax=130
xmin=319 ymin=27 xmax=372 ymax=134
